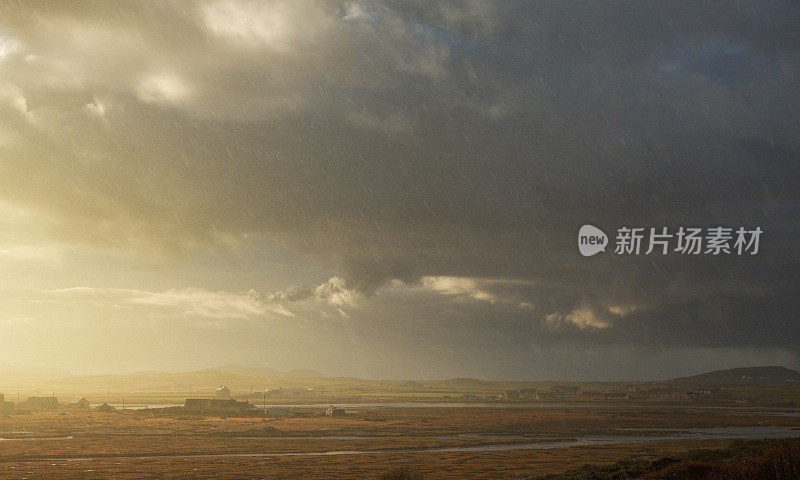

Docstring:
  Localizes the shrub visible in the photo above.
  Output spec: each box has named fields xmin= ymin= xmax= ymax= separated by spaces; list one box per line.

xmin=377 ymin=466 xmax=426 ymax=480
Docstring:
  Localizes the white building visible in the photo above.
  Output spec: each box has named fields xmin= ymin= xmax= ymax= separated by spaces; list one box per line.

xmin=214 ymin=386 xmax=231 ymax=400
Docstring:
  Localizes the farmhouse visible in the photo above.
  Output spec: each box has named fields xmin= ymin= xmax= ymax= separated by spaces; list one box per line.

xmin=214 ymin=386 xmax=231 ymax=400
xmin=503 ymin=390 xmax=520 ymax=401
xmin=21 ymin=396 xmax=59 ymax=411
xmin=68 ymin=397 xmax=90 ymax=410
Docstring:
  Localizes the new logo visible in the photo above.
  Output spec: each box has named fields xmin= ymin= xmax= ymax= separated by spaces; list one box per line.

xmin=578 ymin=225 xmax=608 ymax=257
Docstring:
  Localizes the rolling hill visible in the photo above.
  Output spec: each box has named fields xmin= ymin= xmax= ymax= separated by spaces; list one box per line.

xmin=214 ymin=365 xmax=324 ymax=378
xmin=667 ymin=366 xmax=800 ymax=386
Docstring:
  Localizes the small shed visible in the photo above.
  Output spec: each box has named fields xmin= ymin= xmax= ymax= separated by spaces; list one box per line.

xmin=96 ymin=403 xmax=116 ymax=413
xmin=68 ymin=397 xmax=90 ymax=410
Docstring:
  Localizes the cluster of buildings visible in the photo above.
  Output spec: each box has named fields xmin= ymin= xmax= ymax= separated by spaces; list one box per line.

xmin=0 ymin=393 xmax=92 ymax=412
xmin=182 ymin=386 xmax=349 ymax=417
xmin=183 ymin=386 xmax=257 ymax=416
xmin=495 ymin=384 xmax=728 ymax=402
xmin=648 ymin=385 xmax=722 ymax=401
xmin=180 ymin=385 xmax=361 ymax=418
xmin=501 ymin=389 xmax=539 ymax=400
xmin=502 ymin=385 xmax=582 ymax=401
xmin=459 ymin=393 xmax=503 ymax=401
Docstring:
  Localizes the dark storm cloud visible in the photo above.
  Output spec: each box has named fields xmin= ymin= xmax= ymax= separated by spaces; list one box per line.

xmin=1 ymin=1 xmax=798 ymax=352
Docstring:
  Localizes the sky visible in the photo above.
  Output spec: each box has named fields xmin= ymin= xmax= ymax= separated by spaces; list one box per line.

xmin=0 ymin=1 xmax=798 ymax=381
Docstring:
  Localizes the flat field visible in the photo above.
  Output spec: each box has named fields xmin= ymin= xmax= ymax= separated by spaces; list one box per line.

xmin=1 ymin=404 xmax=799 ymax=479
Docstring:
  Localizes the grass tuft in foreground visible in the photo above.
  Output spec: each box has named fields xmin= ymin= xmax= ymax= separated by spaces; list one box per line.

xmin=377 ymin=466 xmax=427 ymax=480
xmin=371 ymin=439 xmax=800 ymax=480
xmin=526 ymin=438 xmax=800 ymax=480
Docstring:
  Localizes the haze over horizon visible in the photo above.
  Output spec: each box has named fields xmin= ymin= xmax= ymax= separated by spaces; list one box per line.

xmin=3 ymin=363 xmax=798 ymax=386
xmin=0 ymin=1 xmax=798 ymax=381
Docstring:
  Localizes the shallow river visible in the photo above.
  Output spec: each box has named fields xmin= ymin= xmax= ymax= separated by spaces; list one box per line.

xmin=51 ymin=425 xmax=799 ymax=461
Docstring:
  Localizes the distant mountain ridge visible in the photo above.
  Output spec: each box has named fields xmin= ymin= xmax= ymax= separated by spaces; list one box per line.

xmin=0 ymin=365 xmax=327 ymax=394
xmin=214 ymin=364 xmax=324 ymax=378
xmin=2 ymin=364 xmax=798 ymax=389
xmin=667 ymin=366 xmax=800 ymax=386
xmin=0 ymin=365 xmax=72 ymax=376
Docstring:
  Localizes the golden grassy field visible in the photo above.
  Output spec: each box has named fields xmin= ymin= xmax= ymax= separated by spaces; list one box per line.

xmin=1 ymin=405 xmax=798 ymax=479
